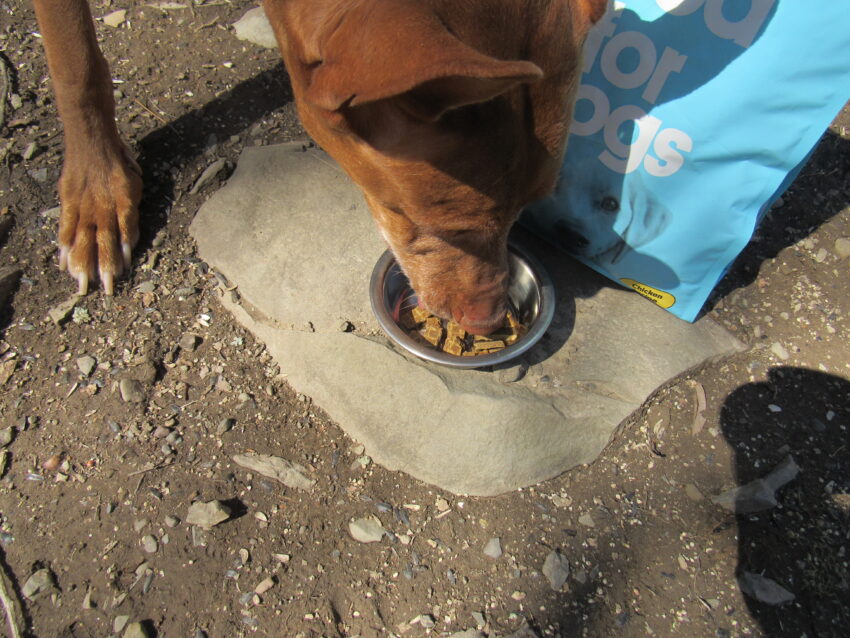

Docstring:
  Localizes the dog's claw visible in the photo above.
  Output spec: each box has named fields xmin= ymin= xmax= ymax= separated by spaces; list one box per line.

xmin=77 ymin=272 xmax=89 ymax=296
xmin=101 ymin=270 xmax=114 ymax=296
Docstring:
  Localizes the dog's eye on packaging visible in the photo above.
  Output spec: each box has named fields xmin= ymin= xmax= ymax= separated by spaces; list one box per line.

xmin=522 ymin=0 xmax=850 ymax=321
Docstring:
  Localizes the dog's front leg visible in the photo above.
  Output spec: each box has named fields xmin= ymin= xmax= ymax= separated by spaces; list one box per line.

xmin=33 ymin=0 xmax=141 ymax=295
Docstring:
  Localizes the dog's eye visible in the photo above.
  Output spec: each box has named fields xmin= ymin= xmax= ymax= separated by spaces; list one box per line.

xmin=599 ymin=196 xmax=620 ymax=213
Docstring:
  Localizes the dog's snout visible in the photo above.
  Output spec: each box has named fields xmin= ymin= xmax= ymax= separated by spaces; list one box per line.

xmin=554 ymin=222 xmax=590 ymax=252
xmin=452 ymin=297 xmax=507 ymax=335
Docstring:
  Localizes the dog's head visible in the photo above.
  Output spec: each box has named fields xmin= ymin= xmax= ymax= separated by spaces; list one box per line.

xmin=266 ymin=0 xmax=607 ymax=333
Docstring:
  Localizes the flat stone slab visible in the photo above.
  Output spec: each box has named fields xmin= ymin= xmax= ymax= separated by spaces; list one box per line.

xmin=190 ymin=143 xmax=744 ymax=496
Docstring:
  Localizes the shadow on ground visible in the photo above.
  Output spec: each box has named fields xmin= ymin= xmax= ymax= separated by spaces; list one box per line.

xmin=721 ymin=367 xmax=850 ymax=637
xmin=706 ymin=130 xmax=850 ymax=312
xmin=132 ymin=62 xmax=295 ymax=249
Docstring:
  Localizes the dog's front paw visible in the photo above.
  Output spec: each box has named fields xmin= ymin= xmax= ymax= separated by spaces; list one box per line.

xmin=57 ymin=142 xmax=142 ymax=295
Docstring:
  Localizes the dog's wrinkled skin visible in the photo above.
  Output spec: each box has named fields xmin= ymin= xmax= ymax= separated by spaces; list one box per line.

xmin=34 ymin=0 xmax=606 ymax=333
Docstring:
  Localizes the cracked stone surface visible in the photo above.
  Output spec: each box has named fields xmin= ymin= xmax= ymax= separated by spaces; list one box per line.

xmin=190 ymin=142 xmax=744 ymax=495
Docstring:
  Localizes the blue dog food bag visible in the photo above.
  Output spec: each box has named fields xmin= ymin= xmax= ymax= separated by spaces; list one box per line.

xmin=521 ymin=0 xmax=850 ymax=321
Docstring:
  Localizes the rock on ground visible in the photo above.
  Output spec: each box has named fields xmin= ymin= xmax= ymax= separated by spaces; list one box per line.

xmin=123 ymin=621 xmax=153 ymax=638
xmin=119 ymin=378 xmax=145 ymax=403
xmin=232 ymin=453 xmax=315 ymax=491
xmin=738 ymin=571 xmax=795 ymax=605
xmin=186 ymin=500 xmax=232 ymax=530
xmin=191 ymin=143 xmax=744 ymax=495
xmin=542 ymin=550 xmax=570 ymax=591
xmin=0 ymin=267 xmax=21 ymax=308
xmin=232 ymin=7 xmax=278 ymax=49
xmin=483 ymin=537 xmax=502 ymax=559
xmin=712 ymin=455 xmax=799 ymax=514
xmin=22 ymin=568 xmax=56 ymax=600
xmin=348 ymin=516 xmax=386 ymax=543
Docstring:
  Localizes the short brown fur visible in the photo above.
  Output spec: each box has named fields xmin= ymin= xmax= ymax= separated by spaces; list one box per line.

xmin=34 ymin=0 xmax=606 ymax=331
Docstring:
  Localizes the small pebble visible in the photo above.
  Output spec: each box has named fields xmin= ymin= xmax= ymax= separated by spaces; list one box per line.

xmin=472 ymin=611 xmax=486 ymax=627
xmin=136 ymin=281 xmax=156 ymax=294
xmin=119 ymin=378 xmax=145 ymax=403
xmin=48 ymin=294 xmax=80 ymax=325
xmin=254 ymin=576 xmax=275 ymax=595
xmin=0 ymin=427 xmax=14 ymax=448
xmin=102 ymin=9 xmax=126 ymax=28
xmin=419 ymin=615 xmax=436 ymax=629
xmin=834 ymin=237 xmax=850 ymax=259
xmin=22 ymin=568 xmax=55 ymax=600
xmin=684 ymin=483 xmax=703 ymax=501
xmin=22 ymin=142 xmax=38 ymax=161
xmin=217 ymin=418 xmax=235 ymax=435
xmin=189 ymin=158 xmax=228 ymax=195
xmin=348 ymin=516 xmax=386 ymax=543
xmin=770 ymin=342 xmax=790 ymax=361
xmin=187 ymin=500 xmax=232 ymax=530
xmin=179 ymin=333 xmax=201 ymax=352
xmin=542 ymin=550 xmax=570 ymax=590
xmin=483 ymin=537 xmax=502 ymax=559
xmin=114 ymin=615 xmax=130 ymax=633
xmin=141 ymin=535 xmax=158 ymax=553
xmin=123 ymin=622 xmax=152 ymax=638
xmin=76 ymin=355 xmax=96 ymax=377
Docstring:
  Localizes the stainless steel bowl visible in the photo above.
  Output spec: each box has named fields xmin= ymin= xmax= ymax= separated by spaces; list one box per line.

xmin=369 ymin=242 xmax=555 ymax=368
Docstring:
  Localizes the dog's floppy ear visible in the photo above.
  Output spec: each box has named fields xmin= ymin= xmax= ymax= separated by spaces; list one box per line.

xmin=304 ymin=0 xmax=543 ymax=121
xmin=578 ymin=0 xmax=609 ymax=25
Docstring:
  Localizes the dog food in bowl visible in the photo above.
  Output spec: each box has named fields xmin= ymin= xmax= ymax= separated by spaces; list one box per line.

xmin=369 ymin=242 xmax=555 ymax=369
xmin=398 ymin=304 xmax=527 ymax=356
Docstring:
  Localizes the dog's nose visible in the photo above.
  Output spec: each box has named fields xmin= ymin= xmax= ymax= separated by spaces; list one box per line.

xmin=554 ymin=222 xmax=589 ymax=252
xmin=453 ymin=298 xmax=507 ymax=335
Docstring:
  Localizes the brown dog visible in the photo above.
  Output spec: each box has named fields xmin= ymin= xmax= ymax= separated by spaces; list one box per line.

xmin=33 ymin=0 xmax=606 ymax=334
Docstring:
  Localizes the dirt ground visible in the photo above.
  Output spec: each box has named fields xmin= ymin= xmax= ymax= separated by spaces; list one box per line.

xmin=0 ymin=2 xmax=848 ymax=637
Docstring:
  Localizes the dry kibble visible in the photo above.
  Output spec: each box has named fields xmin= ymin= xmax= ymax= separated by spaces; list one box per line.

xmin=399 ymin=306 xmax=526 ymax=356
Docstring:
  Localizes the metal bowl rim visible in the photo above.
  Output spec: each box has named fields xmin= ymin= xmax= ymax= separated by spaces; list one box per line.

xmin=369 ymin=241 xmax=555 ymax=369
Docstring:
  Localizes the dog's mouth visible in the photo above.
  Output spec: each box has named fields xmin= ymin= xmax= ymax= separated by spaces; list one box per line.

xmin=588 ymin=238 xmax=629 ymax=264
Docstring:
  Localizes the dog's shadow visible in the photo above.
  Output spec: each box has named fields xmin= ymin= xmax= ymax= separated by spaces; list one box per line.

xmin=130 ymin=62 xmax=296 ymax=248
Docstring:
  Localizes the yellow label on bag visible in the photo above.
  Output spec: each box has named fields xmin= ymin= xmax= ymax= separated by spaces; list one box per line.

xmin=620 ymin=279 xmax=676 ymax=309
